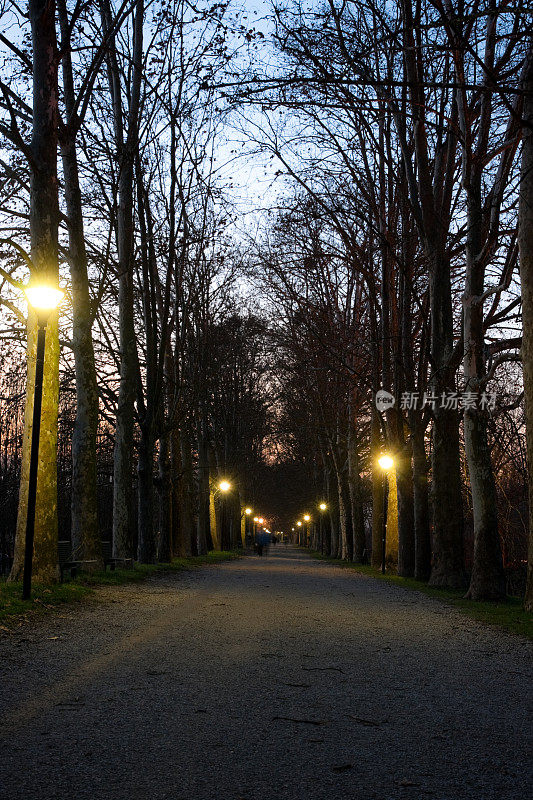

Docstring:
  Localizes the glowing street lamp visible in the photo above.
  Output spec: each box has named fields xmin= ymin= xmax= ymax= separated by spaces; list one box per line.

xmin=219 ymin=480 xmax=231 ymax=492
xmin=244 ymin=508 xmax=252 ymax=544
xmin=378 ymin=454 xmax=394 ymax=472
xmin=302 ymin=513 xmax=311 ymax=547
xmin=318 ymin=502 xmax=327 ymax=552
xmin=22 ymin=283 xmax=64 ymax=600
xmin=378 ymin=453 xmax=394 ymax=574
xmin=295 ymin=520 xmax=302 ymax=544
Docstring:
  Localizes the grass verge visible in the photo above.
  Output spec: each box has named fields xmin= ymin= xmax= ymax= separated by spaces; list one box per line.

xmin=310 ymin=551 xmax=532 ymax=640
xmin=0 ymin=550 xmax=241 ymax=630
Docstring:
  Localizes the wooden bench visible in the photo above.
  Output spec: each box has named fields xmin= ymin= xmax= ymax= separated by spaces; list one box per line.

xmin=58 ymin=540 xmax=97 ymax=582
xmin=101 ymin=540 xmax=134 ymax=572
xmin=58 ymin=540 xmax=134 ymax=581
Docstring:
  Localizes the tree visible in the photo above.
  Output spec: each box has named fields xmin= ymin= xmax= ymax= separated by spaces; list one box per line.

xmin=9 ymin=0 xmax=61 ymax=583
xmin=519 ymin=41 xmax=533 ymax=611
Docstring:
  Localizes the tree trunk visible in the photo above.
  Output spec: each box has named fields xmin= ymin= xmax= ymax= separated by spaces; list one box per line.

xmin=180 ymin=427 xmax=197 ymax=555
xmin=396 ymin=442 xmax=415 ymax=577
xmin=349 ymin=472 xmax=366 ymax=563
xmin=397 ymin=228 xmax=416 ymax=577
xmin=170 ymin=426 xmax=187 ymax=557
xmin=137 ymin=424 xmax=156 ymax=563
xmin=323 ymin=463 xmax=333 ymax=556
xmin=519 ymin=45 xmax=533 ymax=611
xmin=347 ymin=401 xmax=366 ymax=562
xmin=385 ymin=466 xmax=399 ymax=567
xmin=62 ymin=138 xmax=100 ymax=565
xmin=157 ymin=433 xmax=172 ymax=562
xmin=197 ymin=416 xmax=210 ymax=555
xmin=11 ymin=0 xmax=60 ymax=583
xmin=411 ymin=420 xmax=431 ymax=580
xmin=231 ymin=489 xmax=242 ymax=550
xmin=101 ymin=0 xmax=144 ymax=560
xmin=371 ymin=405 xmax=385 ymax=568
xmin=463 ymin=183 xmax=505 ymax=600
xmin=396 ymin=1 xmax=464 ymax=589
xmin=330 ymin=508 xmax=339 ymax=558
xmin=217 ymin=494 xmax=231 ymax=551
xmin=58 ymin=0 xmax=100 ymax=565
xmin=338 ymin=472 xmax=352 ymax=560
xmin=428 ymin=255 xmax=467 ymax=589
xmin=464 ymin=411 xmax=505 ymax=598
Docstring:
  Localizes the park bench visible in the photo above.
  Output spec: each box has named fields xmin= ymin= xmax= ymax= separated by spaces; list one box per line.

xmin=58 ymin=540 xmax=134 ymax=580
xmin=101 ymin=540 xmax=134 ymax=572
xmin=58 ymin=540 xmax=97 ymax=582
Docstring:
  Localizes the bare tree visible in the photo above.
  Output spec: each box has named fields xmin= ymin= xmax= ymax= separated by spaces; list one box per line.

xmin=519 ymin=41 xmax=533 ymax=610
xmin=9 ymin=0 xmax=61 ymax=582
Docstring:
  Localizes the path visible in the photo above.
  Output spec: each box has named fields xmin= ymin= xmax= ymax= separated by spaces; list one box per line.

xmin=0 ymin=547 xmax=531 ymax=800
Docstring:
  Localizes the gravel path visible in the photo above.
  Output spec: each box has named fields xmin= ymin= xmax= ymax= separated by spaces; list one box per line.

xmin=0 ymin=546 xmax=531 ymax=800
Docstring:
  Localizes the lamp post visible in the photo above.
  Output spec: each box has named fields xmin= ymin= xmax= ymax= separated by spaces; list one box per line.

xmin=318 ymin=502 xmax=327 ymax=553
xmin=378 ymin=454 xmax=394 ymax=575
xmin=296 ymin=520 xmax=302 ymax=545
xmin=244 ymin=507 xmax=252 ymax=546
xmin=218 ymin=480 xmax=231 ymax=549
xmin=303 ymin=514 xmax=311 ymax=547
xmin=22 ymin=284 xmax=64 ymax=600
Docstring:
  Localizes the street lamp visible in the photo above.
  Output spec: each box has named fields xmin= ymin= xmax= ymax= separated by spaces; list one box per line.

xmin=296 ymin=519 xmax=302 ymax=545
xmin=244 ymin=508 xmax=252 ymax=544
xmin=218 ymin=481 xmax=231 ymax=548
xmin=22 ymin=283 xmax=64 ymax=600
xmin=318 ymin=502 xmax=327 ymax=552
xmin=303 ymin=514 xmax=311 ymax=547
xmin=378 ymin=453 xmax=394 ymax=574
xmin=378 ymin=454 xmax=394 ymax=471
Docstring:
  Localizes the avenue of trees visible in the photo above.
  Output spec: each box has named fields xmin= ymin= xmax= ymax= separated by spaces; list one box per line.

xmin=0 ymin=0 xmax=532 ymax=609
xmin=244 ymin=0 xmax=532 ymax=604
xmin=0 ymin=0 xmax=270 ymax=577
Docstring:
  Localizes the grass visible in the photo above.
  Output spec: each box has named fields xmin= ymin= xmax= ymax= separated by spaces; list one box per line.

xmin=0 ymin=550 xmax=241 ymax=629
xmin=310 ymin=551 xmax=533 ymax=640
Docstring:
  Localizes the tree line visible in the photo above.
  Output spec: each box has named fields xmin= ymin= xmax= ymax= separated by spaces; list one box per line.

xmin=241 ymin=0 xmax=531 ymax=604
xmin=0 ymin=0 xmax=532 ymax=609
xmin=0 ymin=0 xmax=270 ymax=579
